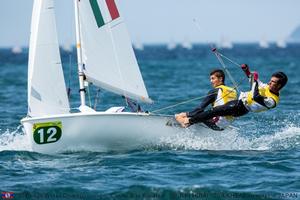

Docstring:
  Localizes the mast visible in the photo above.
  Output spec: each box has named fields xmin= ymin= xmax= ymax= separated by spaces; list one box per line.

xmin=74 ymin=0 xmax=86 ymax=107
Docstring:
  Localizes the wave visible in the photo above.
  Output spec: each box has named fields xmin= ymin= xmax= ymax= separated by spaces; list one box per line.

xmin=7 ymin=185 xmax=284 ymax=200
xmin=0 ymin=125 xmax=32 ymax=152
xmin=157 ymin=124 xmax=300 ymax=151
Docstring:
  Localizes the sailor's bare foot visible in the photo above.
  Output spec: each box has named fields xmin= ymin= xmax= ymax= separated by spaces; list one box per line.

xmin=175 ymin=113 xmax=186 ymax=124
xmin=175 ymin=114 xmax=190 ymax=128
xmin=182 ymin=117 xmax=191 ymax=128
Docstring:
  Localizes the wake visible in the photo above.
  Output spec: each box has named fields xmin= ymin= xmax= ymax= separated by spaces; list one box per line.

xmin=0 ymin=125 xmax=32 ymax=152
xmin=158 ymin=124 xmax=300 ymax=151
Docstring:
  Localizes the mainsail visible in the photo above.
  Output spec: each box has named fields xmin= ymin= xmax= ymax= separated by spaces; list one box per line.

xmin=28 ymin=0 xmax=70 ymax=117
xmin=78 ymin=0 xmax=152 ymax=103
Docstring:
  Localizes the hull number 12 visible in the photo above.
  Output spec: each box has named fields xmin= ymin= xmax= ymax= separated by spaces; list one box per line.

xmin=33 ymin=121 xmax=62 ymax=144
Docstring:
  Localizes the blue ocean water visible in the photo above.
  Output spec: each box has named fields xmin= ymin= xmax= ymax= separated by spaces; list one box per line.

xmin=0 ymin=44 xmax=300 ymax=200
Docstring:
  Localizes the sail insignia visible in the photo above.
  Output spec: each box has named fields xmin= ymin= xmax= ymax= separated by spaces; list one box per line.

xmin=89 ymin=0 xmax=120 ymax=28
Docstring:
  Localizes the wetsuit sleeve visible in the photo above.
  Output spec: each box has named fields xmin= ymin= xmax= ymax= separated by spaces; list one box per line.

xmin=187 ymin=88 xmax=218 ymax=117
xmin=252 ymin=81 xmax=276 ymax=109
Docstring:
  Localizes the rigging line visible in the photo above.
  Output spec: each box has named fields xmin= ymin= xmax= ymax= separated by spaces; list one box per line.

xmin=213 ymin=50 xmax=253 ymax=89
xmin=192 ymin=19 xmax=240 ymax=91
xmin=151 ymin=75 xmax=247 ymax=114
xmin=151 ymin=95 xmax=213 ymax=114
xmin=212 ymin=49 xmax=240 ymax=92
xmin=209 ymin=76 xmax=247 ymax=106
xmin=93 ymin=88 xmax=101 ymax=110
xmin=217 ymin=52 xmax=241 ymax=68
xmin=193 ymin=19 xmax=217 ymax=49
xmin=67 ymin=54 xmax=72 ymax=100
xmin=86 ymin=84 xmax=92 ymax=107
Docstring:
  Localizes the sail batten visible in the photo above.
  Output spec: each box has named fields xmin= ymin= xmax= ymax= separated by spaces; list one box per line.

xmin=78 ymin=0 xmax=151 ymax=104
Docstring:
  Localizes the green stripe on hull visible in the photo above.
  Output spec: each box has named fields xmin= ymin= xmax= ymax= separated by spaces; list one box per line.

xmin=89 ymin=0 xmax=105 ymax=28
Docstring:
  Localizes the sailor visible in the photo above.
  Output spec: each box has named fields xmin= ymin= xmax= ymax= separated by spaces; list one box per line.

xmin=175 ymin=69 xmax=237 ymax=130
xmin=180 ymin=64 xmax=288 ymax=127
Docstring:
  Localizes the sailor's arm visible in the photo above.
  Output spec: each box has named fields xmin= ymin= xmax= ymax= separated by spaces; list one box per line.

xmin=252 ymin=80 xmax=276 ymax=109
xmin=187 ymin=88 xmax=218 ymax=117
xmin=241 ymin=64 xmax=251 ymax=78
xmin=241 ymin=64 xmax=273 ymax=106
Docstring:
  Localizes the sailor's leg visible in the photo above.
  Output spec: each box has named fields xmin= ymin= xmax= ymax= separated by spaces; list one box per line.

xmin=189 ymin=100 xmax=240 ymax=125
xmin=203 ymin=120 xmax=224 ymax=131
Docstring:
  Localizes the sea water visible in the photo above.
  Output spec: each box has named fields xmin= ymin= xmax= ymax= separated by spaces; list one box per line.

xmin=0 ymin=44 xmax=299 ymax=200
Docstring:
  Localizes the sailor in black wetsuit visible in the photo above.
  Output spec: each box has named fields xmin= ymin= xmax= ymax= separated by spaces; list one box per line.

xmin=181 ymin=64 xmax=288 ymax=128
xmin=175 ymin=69 xmax=237 ymax=130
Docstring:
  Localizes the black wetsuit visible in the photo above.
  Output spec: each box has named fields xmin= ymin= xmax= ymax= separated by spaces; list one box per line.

xmin=189 ymin=99 xmax=248 ymax=125
xmin=187 ymin=88 xmax=225 ymax=130
xmin=188 ymin=80 xmax=276 ymax=125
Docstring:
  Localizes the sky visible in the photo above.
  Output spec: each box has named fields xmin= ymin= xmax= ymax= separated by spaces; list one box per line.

xmin=1 ymin=0 xmax=300 ymax=47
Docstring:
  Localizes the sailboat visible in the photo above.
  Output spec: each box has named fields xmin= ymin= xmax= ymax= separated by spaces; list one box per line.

xmin=21 ymin=0 xmax=219 ymax=153
xmin=217 ymin=35 xmax=233 ymax=49
xmin=181 ymin=37 xmax=193 ymax=50
xmin=20 ymin=0 xmax=184 ymax=153
xmin=11 ymin=45 xmax=23 ymax=54
xmin=167 ymin=39 xmax=177 ymax=50
xmin=133 ymin=38 xmax=144 ymax=51
xmin=259 ymin=36 xmax=269 ymax=49
xmin=276 ymin=38 xmax=287 ymax=48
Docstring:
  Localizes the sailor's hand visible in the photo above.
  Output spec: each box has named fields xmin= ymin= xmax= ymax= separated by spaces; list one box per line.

xmin=241 ymin=64 xmax=251 ymax=77
xmin=182 ymin=118 xmax=191 ymax=128
xmin=252 ymin=71 xmax=259 ymax=81
xmin=241 ymin=64 xmax=248 ymax=70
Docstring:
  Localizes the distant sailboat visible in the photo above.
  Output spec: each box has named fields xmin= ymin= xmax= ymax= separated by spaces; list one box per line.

xmin=259 ymin=36 xmax=269 ymax=49
xmin=11 ymin=46 xmax=23 ymax=54
xmin=276 ymin=38 xmax=287 ymax=48
xmin=61 ymin=43 xmax=73 ymax=52
xmin=21 ymin=0 xmax=197 ymax=153
xmin=133 ymin=39 xmax=144 ymax=51
xmin=217 ymin=36 xmax=233 ymax=49
xmin=167 ymin=39 xmax=177 ymax=50
xmin=181 ymin=37 xmax=193 ymax=50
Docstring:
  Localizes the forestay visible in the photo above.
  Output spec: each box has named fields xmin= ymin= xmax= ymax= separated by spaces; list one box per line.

xmin=78 ymin=0 xmax=152 ymax=103
xmin=28 ymin=0 xmax=70 ymax=117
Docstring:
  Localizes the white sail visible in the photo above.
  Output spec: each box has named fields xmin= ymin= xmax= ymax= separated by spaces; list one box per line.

xmin=78 ymin=0 xmax=152 ymax=103
xmin=28 ymin=0 xmax=70 ymax=117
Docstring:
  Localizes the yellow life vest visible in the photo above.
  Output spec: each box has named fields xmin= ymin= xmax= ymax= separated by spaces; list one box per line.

xmin=213 ymin=85 xmax=237 ymax=107
xmin=246 ymin=85 xmax=279 ymax=112
xmin=212 ymin=85 xmax=237 ymax=121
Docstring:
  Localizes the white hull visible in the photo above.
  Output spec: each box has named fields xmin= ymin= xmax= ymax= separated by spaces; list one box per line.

xmin=21 ymin=112 xmax=193 ymax=153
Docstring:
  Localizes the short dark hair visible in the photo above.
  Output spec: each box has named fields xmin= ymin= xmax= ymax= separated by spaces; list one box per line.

xmin=210 ymin=69 xmax=225 ymax=83
xmin=272 ymin=71 xmax=288 ymax=89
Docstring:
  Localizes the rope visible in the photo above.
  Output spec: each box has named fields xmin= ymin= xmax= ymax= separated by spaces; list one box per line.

xmin=151 ymin=48 xmax=250 ymax=114
xmin=216 ymin=51 xmax=253 ymax=89
xmin=151 ymin=94 xmax=213 ymax=114
xmin=67 ymin=54 xmax=72 ymax=100
xmin=151 ymin=75 xmax=247 ymax=114
xmin=86 ymin=83 xmax=92 ymax=107
xmin=212 ymin=48 xmax=239 ymax=92
xmin=93 ymin=88 xmax=101 ymax=110
xmin=218 ymin=53 xmax=241 ymax=67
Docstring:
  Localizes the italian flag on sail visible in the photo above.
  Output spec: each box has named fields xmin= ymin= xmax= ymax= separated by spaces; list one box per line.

xmin=89 ymin=0 xmax=120 ymax=28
